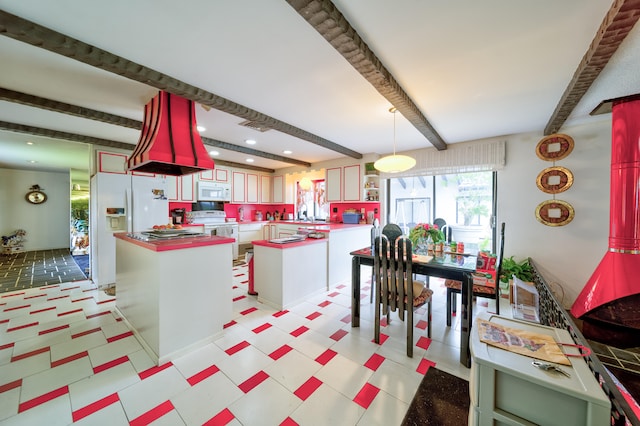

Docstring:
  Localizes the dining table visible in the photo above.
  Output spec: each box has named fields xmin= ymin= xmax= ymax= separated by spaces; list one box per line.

xmin=350 ymin=247 xmax=477 ymax=367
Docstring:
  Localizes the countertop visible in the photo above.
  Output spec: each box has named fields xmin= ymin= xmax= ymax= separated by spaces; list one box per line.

xmin=114 ymin=232 xmax=234 ymax=252
xmin=252 ymin=238 xmax=328 ymax=249
xmin=237 ymin=220 xmax=371 ymax=231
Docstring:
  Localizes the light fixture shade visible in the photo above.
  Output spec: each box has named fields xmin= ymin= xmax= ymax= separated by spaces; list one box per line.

xmin=299 ymin=177 xmax=313 ymax=190
xmin=374 ymin=154 xmax=416 ymax=173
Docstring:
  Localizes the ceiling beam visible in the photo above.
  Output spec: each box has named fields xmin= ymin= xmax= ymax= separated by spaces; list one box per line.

xmin=544 ymin=0 xmax=640 ymax=135
xmin=0 ymin=10 xmax=362 ymax=160
xmin=0 ymin=120 xmax=277 ymax=173
xmin=287 ymin=0 xmax=447 ymax=151
xmin=0 ymin=87 xmax=310 ymax=167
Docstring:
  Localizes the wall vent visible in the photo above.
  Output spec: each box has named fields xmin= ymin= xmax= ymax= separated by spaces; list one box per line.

xmin=239 ymin=120 xmax=272 ymax=132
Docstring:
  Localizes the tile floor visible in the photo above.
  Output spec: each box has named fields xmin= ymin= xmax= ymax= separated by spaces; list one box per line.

xmin=0 ymin=263 xmax=503 ymax=425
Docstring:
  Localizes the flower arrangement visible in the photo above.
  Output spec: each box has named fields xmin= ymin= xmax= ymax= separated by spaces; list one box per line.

xmin=408 ymin=223 xmax=445 ymax=247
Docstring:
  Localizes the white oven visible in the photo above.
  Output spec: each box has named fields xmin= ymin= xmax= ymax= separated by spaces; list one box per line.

xmin=206 ymin=223 xmax=239 ymax=260
xmin=197 ymin=182 xmax=231 ymax=202
xmin=189 ymin=210 xmax=238 ymax=260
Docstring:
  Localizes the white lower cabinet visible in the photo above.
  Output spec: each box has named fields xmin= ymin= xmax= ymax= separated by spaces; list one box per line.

xmin=238 ymin=223 xmax=263 ymax=244
xmin=470 ymin=314 xmax=610 ymax=426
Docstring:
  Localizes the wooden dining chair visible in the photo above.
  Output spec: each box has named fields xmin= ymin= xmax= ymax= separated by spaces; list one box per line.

xmin=369 ymin=223 xmax=381 ymax=303
xmin=374 ymin=235 xmax=433 ymax=357
xmin=444 ymin=222 xmax=505 ymax=326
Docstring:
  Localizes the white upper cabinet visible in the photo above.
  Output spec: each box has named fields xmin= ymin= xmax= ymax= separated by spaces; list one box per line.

xmin=246 ymin=173 xmax=259 ymax=203
xmin=342 ymin=165 xmax=361 ymax=201
xmin=272 ymin=175 xmax=284 ymax=203
xmin=326 ymin=167 xmax=342 ymax=202
xmin=261 ymin=175 xmax=272 ymax=203
xmin=232 ymin=171 xmax=245 ymax=203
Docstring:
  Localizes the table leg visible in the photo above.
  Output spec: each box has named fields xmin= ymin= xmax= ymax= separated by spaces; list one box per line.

xmin=460 ymin=271 xmax=472 ymax=368
xmin=351 ymin=256 xmax=361 ymax=327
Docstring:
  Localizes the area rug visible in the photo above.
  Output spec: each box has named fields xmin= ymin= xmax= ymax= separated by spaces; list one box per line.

xmin=0 ymin=248 xmax=88 ymax=293
xmin=402 ymin=367 xmax=470 ymax=425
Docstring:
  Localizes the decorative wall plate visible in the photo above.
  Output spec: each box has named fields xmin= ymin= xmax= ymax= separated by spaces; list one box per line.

xmin=536 ymin=166 xmax=574 ymax=194
xmin=535 ymin=199 xmax=575 ymax=226
xmin=535 ymin=134 xmax=574 ymax=161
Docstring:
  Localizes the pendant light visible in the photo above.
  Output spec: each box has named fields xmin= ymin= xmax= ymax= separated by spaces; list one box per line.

xmin=374 ymin=107 xmax=416 ymax=173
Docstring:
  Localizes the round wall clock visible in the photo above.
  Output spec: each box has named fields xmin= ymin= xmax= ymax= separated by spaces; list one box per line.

xmin=26 ymin=190 xmax=47 ymax=204
xmin=536 ymin=166 xmax=574 ymax=194
xmin=536 ymin=134 xmax=574 ymax=161
xmin=535 ymin=199 xmax=574 ymax=226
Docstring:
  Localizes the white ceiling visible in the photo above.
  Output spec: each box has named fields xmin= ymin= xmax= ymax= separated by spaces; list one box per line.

xmin=1 ymin=0 xmax=639 ymax=189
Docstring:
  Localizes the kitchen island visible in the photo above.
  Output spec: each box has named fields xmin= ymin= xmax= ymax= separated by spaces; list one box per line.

xmin=114 ymin=232 xmax=234 ymax=364
xmin=252 ymin=237 xmax=328 ymax=310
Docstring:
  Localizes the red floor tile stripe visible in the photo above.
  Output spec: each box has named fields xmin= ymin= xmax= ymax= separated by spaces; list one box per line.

xmin=96 ymin=298 xmax=116 ymax=305
xmin=225 ymin=341 xmax=250 ymax=355
xmin=7 ymin=321 xmax=39 ymax=332
xmin=240 ymin=280 xmax=249 ymax=284
xmin=18 ymin=385 xmax=68 ymax=413
xmin=280 ymin=417 xmax=300 ymax=426
xmin=93 ymin=355 xmax=129 ymax=374
xmin=86 ymin=310 xmax=111 ymax=319
xmin=269 ymin=344 xmax=293 ymax=360
xmin=371 ymin=333 xmax=389 ymax=345
xmin=336 ymin=284 xmax=346 ymax=289
xmin=380 ymin=318 xmax=388 ymax=327
xmin=107 ymin=330 xmax=133 ymax=343
xmin=51 ymin=350 xmax=88 ymax=368
xmin=238 ymin=370 xmax=269 ymax=393
xmin=139 ymin=362 xmax=173 ymax=380
xmin=0 ymin=342 xmax=15 ymax=351
xmin=39 ymin=324 xmax=69 ymax=335
xmin=61 ymin=286 xmax=80 ymax=291
xmin=187 ymin=364 xmax=220 ymax=386
xmin=223 ymin=320 xmax=237 ymax=329
xmin=273 ymin=310 xmax=289 ymax=317
xmin=232 ymin=295 xmax=246 ymax=302
xmin=3 ymin=304 xmax=30 ymax=312
xmin=11 ymin=346 xmax=49 ymax=362
xmin=0 ymin=379 xmax=22 ymax=394
xmin=290 ymin=326 xmax=309 ymax=337
xmin=47 ymin=295 xmax=70 ymax=301
xmin=306 ymin=312 xmax=321 ymax=320
xmin=24 ymin=294 xmax=46 ymax=300
xmin=315 ymin=349 xmax=337 ymax=365
xmin=415 ymin=320 xmax=428 ymax=330
xmin=72 ymin=392 xmax=120 ymax=422
xmin=72 ymin=296 xmax=94 ymax=303
xmin=327 ymin=291 xmax=340 ymax=297
xmin=240 ymin=307 xmax=258 ymax=315
xmin=82 ymin=287 xmax=98 ymax=292
xmin=318 ymin=300 xmax=331 ymax=307
xmin=364 ymin=353 xmax=385 ymax=371
xmin=30 ymin=306 xmax=55 ymax=315
xmin=340 ymin=314 xmax=351 ymax=323
xmin=129 ymin=400 xmax=175 ymax=426
xmin=252 ymin=322 xmax=272 ymax=334
xmin=416 ymin=336 xmax=431 ymax=350
xmin=417 ymin=358 xmax=436 ymax=375
xmin=203 ymin=407 xmax=235 ymax=426
xmin=294 ymin=376 xmax=322 ymax=401
xmin=58 ymin=308 xmax=83 ymax=317
xmin=329 ymin=329 xmax=348 ymax=341
xmin=353 ymin=382 xmax=380 ymax=409
xmin=0 ymin=319 xmax=8 ymax=325
xmin=1 ymin=292 xmax=25 ymax=298
xmin=39 ymin=285 xmax=59 ymax=290
xmin=72 ymin=327 xmax=102 ymax=339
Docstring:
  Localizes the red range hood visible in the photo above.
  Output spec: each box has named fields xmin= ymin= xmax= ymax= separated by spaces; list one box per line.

xmin=127 ymin=91 xmax=214 ymax=176
xmin=571 ymin=95 xmax=640 ymax=325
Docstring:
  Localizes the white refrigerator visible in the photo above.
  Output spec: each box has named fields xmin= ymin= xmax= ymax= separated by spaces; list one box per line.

xmin=90 ymin=172 xmax=169 ymax=287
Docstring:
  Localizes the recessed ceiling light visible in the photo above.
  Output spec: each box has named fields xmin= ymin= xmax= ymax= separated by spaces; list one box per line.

xmin=197 ymin=125 xmax=206 ymax=132
xmin=209 ymin=150 xmax=219 ymax=156
xmin=245 ymin=139 xmax=257 ymax=145
xmin=283 ymin=150 xmax=292 ymax=155
xmin=28 ymin=160 xmax=38 ymax=164
xmin=26 ymin=141 xmax=34 ymax=145
xmin=246 ymin=158 xmax=254 ymax=163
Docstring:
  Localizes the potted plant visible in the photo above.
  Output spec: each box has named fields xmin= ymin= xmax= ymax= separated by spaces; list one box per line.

xmin=499 ymin=256 xmax=534 ymax=303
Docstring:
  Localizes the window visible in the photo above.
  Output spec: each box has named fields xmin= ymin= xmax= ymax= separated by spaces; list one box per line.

xmin=388 ymin=171 xmax=496 ymax=253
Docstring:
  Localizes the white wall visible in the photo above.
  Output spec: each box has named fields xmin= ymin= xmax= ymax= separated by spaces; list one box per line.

xmin=0 ymin=168 xmax=71 ymax=251
xmin=498 ymin=118 xmax=611 ymax=309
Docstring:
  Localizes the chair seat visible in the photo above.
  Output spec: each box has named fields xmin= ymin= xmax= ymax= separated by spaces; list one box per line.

xmin=412 ymin=286 xmax=433 ymax=308
xmin=444 ymin=279 xmax=496 ymax=296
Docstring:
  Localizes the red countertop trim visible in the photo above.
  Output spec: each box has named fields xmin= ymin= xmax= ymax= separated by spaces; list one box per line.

xmin=114 ymin=232 xmax=234 ymax=252
xmin=252 ymin=238 xmax=328 ymax=249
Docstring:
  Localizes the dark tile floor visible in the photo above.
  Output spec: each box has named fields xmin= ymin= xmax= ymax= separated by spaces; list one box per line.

xmin=0 ymin=248 xmax=87 ymax=293
xmin=587 ymin=339 xmax=640 ymax=403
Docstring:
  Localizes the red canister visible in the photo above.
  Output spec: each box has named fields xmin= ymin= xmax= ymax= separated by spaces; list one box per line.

xmin=457 ymin=242 xmax=465 ymax=254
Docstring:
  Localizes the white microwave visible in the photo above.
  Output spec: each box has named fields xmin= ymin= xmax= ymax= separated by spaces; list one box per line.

xmin=197 ymin=181 xmax=231 ymax=202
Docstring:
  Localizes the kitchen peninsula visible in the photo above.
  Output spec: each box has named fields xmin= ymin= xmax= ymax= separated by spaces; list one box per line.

xmin=114 ymin=232 xmax=235 ymax=364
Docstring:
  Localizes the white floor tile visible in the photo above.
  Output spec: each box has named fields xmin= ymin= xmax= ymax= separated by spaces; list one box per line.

xmin=72 ymin=400 xmax=131 ymax=426
xmin=315 ymin=354 xmax=374 ymax=399
xmin=264 ymin=349 xmax=322 ymax=391
xmin=0 ymin=394 xmax=72 ymax=426
xmin=50 ymin=331 xmax=107 ymax=363
xmin=0 ymin=387 xmax=20 ymax=422
xmin=69 ymin=360 xmax=140 ymax=411
xmin=290 ymin=383 xmax=365 ymax=426
xmin=356 ymin=389 xmax=409 ymax=426
xmin=367 ymin=358 xmax=423 ymax=404
xmin=228 ymin=377 xmax=302 ymax=425
xmin=87 ymin=335 xmax=143 ymax=368
xmin=216 ymin=345 xmax=274 ymax=385
xmin=171 ymin=343 xmax=227 ymax=379
xmin=20 ymin=357 xmax=93 ymax=402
